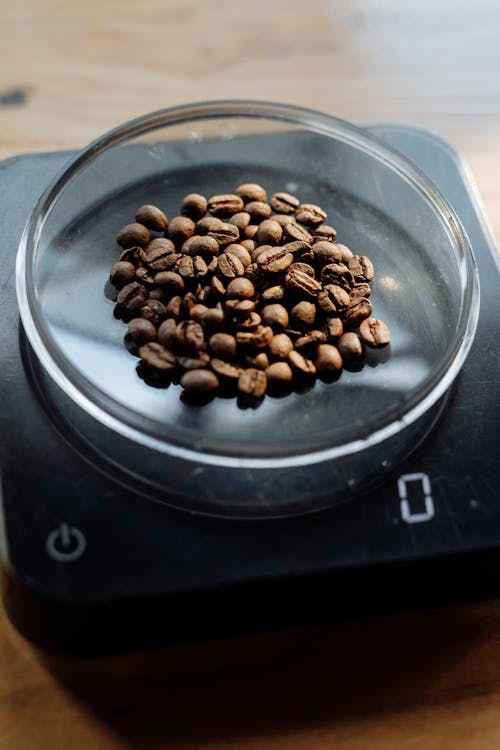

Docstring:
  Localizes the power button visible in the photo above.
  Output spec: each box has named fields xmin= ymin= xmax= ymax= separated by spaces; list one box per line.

xmin=46 ymin=523 xmax=86 ymax=563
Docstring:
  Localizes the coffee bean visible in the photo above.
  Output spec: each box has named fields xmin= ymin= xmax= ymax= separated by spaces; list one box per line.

xmin=349 ymin=283 xmax=372 ymax=304
xmin=334 ymin=243 xmax=354 ymax=263
xmin=135 ymin=267 xmax=156 ymax=287
xmin=244 ymin=224 xmax=259 ymax=240
xmin=188 ymin=235 xmax=219 ymax=257
xmin=196 ymin=216 xmax=223 ymax=235
xmin=178 ymin=255 xmax=195 ymax=279
xmin=119 ymin=246 xmax=147 ymax=266
xmin=225 ymin=243 xmax=252 ymax=267
xmin=283 ymin=222 xmax=313 ymax=243
xmin=265 ymin=361 xmax=293 ymax=387
xmin=245 ymin=201 xmax=272 ymax=222
xmin=226 ymin=277 xmax=255 ymax=299
xmin=238 ymin=368 xmax=267 ymax=398
xmin=359 ymin=318 xmax=391 ymax=347
xmin=289 ymin=262 xmax=315 ymax=277
xmin=288 ymin=350 xmax=317 ymax=375
xmin=272 ymin=213 xmax=297 ymax=228
xmin=208 ymin=194 xmax=244 ymax=217
xmin=135 ymin=204 xmax=168 ymax=232
xmin=217 ymin=253 xmax=245 ymax=279
xmin=319 ymin=284 xmax=350 ymax=315
xmin=140 ymin=299 xmax=167 ymax=325
xmin=166 ymin=295 xmax=183 ymax=320
xmin=181 ymin=235 xmax=197 ymax=255
xmin=312 ymin=224 xmax=337 ymax=242
xmin=256 ymin=245 xmax=294 ymax=273
xmin=240 ymin=238 xmax=256 ymax=252
xmin=208 ymin=222 xmax=240 ymax=246
xmin=246 ymin=352 xmax=270 ymax=370
xmin=228 ymin=212 xmax=251 ymax=233
xmin=117 ymin=282 xmax=149 ymax=310
xmin=181 ymin=369 xmax=219 ymax=394
xmin=110 ymin=261 xmax=136 ymax=287
xmin=338 ymin=332 xmax=363 ymax=359
xmin=348 ymin=255 xmax=375 ymax=282
xmin=324 ymin=317 xmax=343 ymax=341
xmin=157 ymin=317 xmax=178 ymax=347
xmin=236 ymin=325 xmax=273 ymax=349
xmin=269 ymin=192 xmax=300 ymax=214
xmin=146 ymin=242 xmax=177 ymax=271
xmin=281 ymin=240 xmax=314 ymax=261
xmin=225 ymin=299 xmax=256 ymax=319
xmin=146 ymin=237 xmax=176 ymax=254
xmin=181 ymin=193 xmax=207 ymax=221
xmin=269 ymin=333 xmax=294 ymax=360
xmin=209 ymin=332 xmax=237 ymax=359
xmin=192 ymin=255 xmax=208 ymax=279
xmin=211 ymin=359 xmax=243 ymax=379
xmin=295 ymin=203 xmax=327 ymax=226
xmin=343 ymin=298 xmax=373 ymax=330
xmin=313 ymin=241 xmax=343 ymax=267
xmin=285 ymin=268 xmax=322 ymax=299
xmin=202 ymin=307 xmax=226 ymax=330
xmin=117 ymin=223 xmax=150 ymax=248
xmin=210 ymin=275 xmax=226 ymax=297
xmin=320 ymin=262 xmax=355 ymax=291
xmin=182 ymin=291 xmax=197 ymax=315
xmin=176 ymin=320 xmax=205 ymax=352
xmin=168 ymin=216 xmax=196 ymax=246
xmin=154 ymin=271 xmax=185 ymax=293
xmin=189 ymin=303 xmax=210 ymax=322
xmin=256 ymin=219 xmax=282 ymax=246
xmin=316 ymin=344 xmax=342 ymax=375
xmin=139 ymin=341 xmax=177 ymax=371
xmin=237 ymin=311 xmax=261 ymax=331
xmin=294 ymin=330 xmax=326 ymax=351
xmin=261 ymin=285 xmax=286 ymax=303
xmin=127 ymin=318 xmax=157 ymax=345
xmin=177 ymin=352 xmax=211 ymax=370
xmin=261 ymin=304 xmax=289 ymax=330
xmin=148 ymin=287 xmax=168 ymax=303
xmin=291 ymin=301 xmax=317 ymax=329
xmin=235 ymin=183 xmax=267 ymax=203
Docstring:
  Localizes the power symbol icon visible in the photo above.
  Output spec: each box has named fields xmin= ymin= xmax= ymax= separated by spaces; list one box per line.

xmin=46 ymin=523 xmax=86 ymax=563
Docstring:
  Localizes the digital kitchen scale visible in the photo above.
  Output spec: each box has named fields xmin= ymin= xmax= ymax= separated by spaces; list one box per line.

xmin=1 ymin=124 xmax=499 ymax=653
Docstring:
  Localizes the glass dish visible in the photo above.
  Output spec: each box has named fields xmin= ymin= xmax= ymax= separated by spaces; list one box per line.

xmin=16 ymin=101 xmax=480 ymax=517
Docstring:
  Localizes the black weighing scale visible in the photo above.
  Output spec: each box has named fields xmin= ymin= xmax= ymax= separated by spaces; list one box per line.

xmin=0 ymin=125 xmax=499 ymax=653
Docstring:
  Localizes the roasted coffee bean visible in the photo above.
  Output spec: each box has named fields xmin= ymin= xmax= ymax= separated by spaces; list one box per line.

xmin=189 ymin=304 xmax=210 ymax=322
xmin=148 ymin=287 xmax=168 ymax=303
xmin=168 ymin=216 xmax=196 ymax=245
xmin=225 ymin=243 xmax=252 ymax=267
xmin=338 ymin=332 xmax=363 ymax=359
xmin=208 ymin=194 xmax=244 ymax=217
xmin=181 ymin=235 xmax=197 ymax=255
xmin=157 ymin=317 xmax=178 ymax=347
xmin=176 ymin=320 xmax=205 ymax=351
xmin=148 ymin=252 xmax=181 ymax=273
xmin=359 ymin=318 xmax=391 ymax=347
xmin=182 ymin=291 xmax=197 ymax=315
xmin=295 ymin=203 xmax=327 ymax=226
xmin=244 ymin=263 xmax=263 ymax=286
xmin=256 ymin=245 xmax=294 ymax=273
xmin=240 ymin=238 xmax=256 ymax=252
xmin=238 ymin=368 xmax=267 ymax=398
xmin=349 ymin=283 xmax=372 ymax=303
xmin=261 ymin=285 xmax=286 ymax=303
xmin=117 ymin=222 xmax=150 ymax=248
xmin=196 ymin=216 xmax=223 ymax=235
xmin=127 ymin=318 xmax=157 ymax=345
xmin=154 ymin=271 xmax=185 ymax=292
xmin=225 ymin=299 xmax=256 ymax=318
xmin=178 ymin=255 xmax=195 ymax=279
xmin=320 ymin=262 xmax=355 ymax=291
xmin=272 ymin=213 xmax=297 ymax=228
xmin=237 ymin=311 xmax=261 ymax=331
xmin=334 ymin=243 xmax=354 ymax=263
xmin=140 ymin=299 xmax=167 ymax=325
xmin=324 ymin=317 xmax=343 ymax=341
xmin=135 ymin=266 xmax=156 ymax=286
xmin=166 ymin=295 xmax=183 ymax=320
xmin=235 ymin=183 xmax=267 ymax=203
xmin=266 ymin=361 xmax=293 ymax=387
xmin=343 ymin=298 xmax=373 ymax=329
xmin=319 ymin=284 xmax=350 ymax=314
xmin=283 ymin=222 xmax=313 ymax=243
xmin=217 ymin=253 xmax=245 ymax=279
xmin=285 ymin=327 xmax=305 ymax=341
xmin=211 ymin=359 xmax=243 ymax=380
xmin=146 ymin=242 xmax=177 ymax=271
xmin=226 ymin=277 xmax=255 ymax=299
xmin=207 ymin=256 xmax=219 ymax=274
xmin=139 ymin=341 xmax=176 ymax=371
xmin=269 ymin=192 xmax=300 ymax=214
xmin=177 ymin=352 xmax=211 ymax=370
xmin=348 ymin=255 xmax=375 ymax=282
xmin=193 ymin=255 xmax=208 ymax=278
xmin=117 ymin=282 xmax=149 ymax=310
xmin=294 ymin=330 xmax=326 ymax=351
xmin=247 ymin=352 xmax=270 ymax=370
xmin=289 ymin=262 xmax=315 ymax=277
xmin=244 ymin=224 xmax=259 ymax=240
xmin=291 ymin=301 xmax=316 ymax=329
xmin=288 ymin=350 xmax=317 ymax=375
xmin=209 ymin=332 xmax=237 ymax=359
xmin=110 ymin=261 xmax=136 ymax=287
xmin=181 ymin=193 xmax=207 ymax=221
xmin=285 ymin=268 xmax=322 ymax=299
xmin=210 ymin=275 xmax=226 ymax=297
xmin=312 ymin=241 xmax=343 ymax=267
xmin=316 ymin=344 xmax=342 ymax=375
xmin=135 ymin=204 xmax=168 ymax=232
xmin=245 ymin=201 xmax=272 ymax=222
xmin=146 ymin=237 xmax=176 ymax=254
xmin=119 ymin=246 xmax=147 ymax=266
xmin=181 ymin=369 xmax=219 ymax=394
xmin=236 ymin=325 xmax=273 ymax=349
xmin=208 ymin=222 xmax=240 ymax=246
xmin=312 ymin=224 xmax=337 ymax=242
xmin=227 ymin=212 xmax=251 ymax=233
xmin=261 ymin=304 xmax=289 ymax=330
xmin=269 ymin=333 xmax=294 ymax=360
xmin=256 ymin=219 xmax=282 ymax=246
xmin=188 ymin=235 xmax=220 ymax=257
xmin=282 ymin=240 xmax=314 ymax=261
xmin=202 ymin=307 xmax=226 ymax=330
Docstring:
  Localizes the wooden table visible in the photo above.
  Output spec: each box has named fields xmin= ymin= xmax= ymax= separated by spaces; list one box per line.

xmin=1 ymin=1 xmax=500 ymax=747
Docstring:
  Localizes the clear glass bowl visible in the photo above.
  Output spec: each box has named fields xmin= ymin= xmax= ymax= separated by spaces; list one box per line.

xmin=16 ymin=101 xmax=480 ymax=517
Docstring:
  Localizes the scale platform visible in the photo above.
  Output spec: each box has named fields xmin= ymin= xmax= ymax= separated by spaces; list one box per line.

xmin=0 ymin=125 xmax=499 ymax=653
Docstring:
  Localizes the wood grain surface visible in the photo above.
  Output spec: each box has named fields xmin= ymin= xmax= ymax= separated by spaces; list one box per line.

xmin=1 ymin=1 xmax=500 ymax=748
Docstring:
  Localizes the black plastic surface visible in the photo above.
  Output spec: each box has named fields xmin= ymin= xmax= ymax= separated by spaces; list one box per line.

xmin=0 ymin=127 xmax=499 ymax=652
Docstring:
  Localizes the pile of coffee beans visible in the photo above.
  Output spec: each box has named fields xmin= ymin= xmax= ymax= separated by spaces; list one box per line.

xmin=108 ymin=184 xmax=390 ymax=399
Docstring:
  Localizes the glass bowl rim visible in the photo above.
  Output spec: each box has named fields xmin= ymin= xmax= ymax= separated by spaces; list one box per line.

xmin=15 ymin=99 xmax=480 ymax=469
